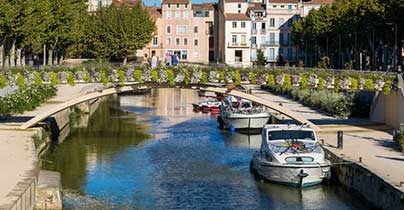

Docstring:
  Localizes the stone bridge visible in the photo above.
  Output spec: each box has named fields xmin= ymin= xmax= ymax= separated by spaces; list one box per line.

xmin=19 ymin=83 xmax=319 ymax=130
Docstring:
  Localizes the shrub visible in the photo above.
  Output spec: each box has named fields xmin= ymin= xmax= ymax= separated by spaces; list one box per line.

xmin=383 ymin=80 xmax=392 ymax=95
xmin=365 ymin=78 xmax=374 ymax=90
xmin=234 ymin=70 xmax=241 ymax=85
xmin=350 ymin=77 xmax=358 ymax=90
xmin=0 ymin=74 xmax=6 ymax=89
xmin=249 ymin=72 xmax=257 ymax=84
xmin=67 ymin=71 xmax=75 ymax=86
xmin=84 ymin=71 xmax=91 ymax=82
xmin=318 ymin=76 xmax=325 ymax=90
xmin=16 ymin=73 xmax=25 ymax=89
xmin=100 ymin=71 xmax=108 ymax=85
xmin=118 ymin=69 xmax=125 ymax=83
xmin=151 ymin=69 xmax=158 ymax=82
xmin=51 ymin=72 xmax=59 ymax=85
xmin=283 ymin=74 xmax=292 ymax=89
xmin=167 ymin=69 xmax=175 ymax=86
xmin=184 ymin=69 xmax=190 ymax=85
xmin=267 ymin=74 xmax=275 ymax=87
xmin=201 ymin=71 xmax=208 ymax=84
xmin=394 ymin=124 xmax=404 ymax=152
xmin=135 ymin=70 xmax=143 ymax=83
xmin=218 ymin=71 xmax=225 ymax=82
xmin=34 ymin=72 xmax=42 ymax=85
xmin=300 ymin=75 xmax=308 ymax=89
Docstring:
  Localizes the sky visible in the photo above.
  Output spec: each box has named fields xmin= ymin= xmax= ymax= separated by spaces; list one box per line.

xmin=143 ymin=0 xmax=217 ymax=7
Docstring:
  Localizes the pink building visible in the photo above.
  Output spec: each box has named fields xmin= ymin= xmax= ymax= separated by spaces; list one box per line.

xmin=141 ymin=1 xmax=216 ymax=64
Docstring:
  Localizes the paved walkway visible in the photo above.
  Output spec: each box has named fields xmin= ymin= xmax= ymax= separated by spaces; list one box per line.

xmin=0 ymin=84 xmax=102 ymax=205
xmin=251 ymin=87 xmax=404 ymax=189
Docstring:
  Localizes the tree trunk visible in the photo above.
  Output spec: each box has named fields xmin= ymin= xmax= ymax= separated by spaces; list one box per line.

xmin=48 ymin=49 xmax=53 ymax=66
xmin=0 ymin=42 xmax=3 ymax=68
xmin=4 ymin=56 xmax=9 ymax=68
xmin=21 ymin=52 xmax=25 ymax=67
xmin=16 ymin=49 xmax=21 ymax=67
xmin=53 ymin=50 xmax=58 ymax=65
xmin=123 ymin=57 xmax=128 ymax=66
xmin=10 ymin=39 xmax=16 ymax=67
xmin=43 ymin=44 xmax=47 ymax=66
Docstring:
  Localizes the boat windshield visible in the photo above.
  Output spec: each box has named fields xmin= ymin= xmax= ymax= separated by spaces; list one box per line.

xmin=268 ymin=130 xmax=315 ymax=141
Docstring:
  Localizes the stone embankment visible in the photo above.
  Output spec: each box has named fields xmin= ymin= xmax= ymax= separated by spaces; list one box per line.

xmin=0 ymin=84 xmax=104 ymax=210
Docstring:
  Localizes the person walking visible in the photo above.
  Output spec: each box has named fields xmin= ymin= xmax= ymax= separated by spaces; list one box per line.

xmin=151 ymin=52 xmax=158 ymax=69
xmin=172 ymin=53 xmax=179 ymax=66
xmin=165 ymin=53 xmax=172 ymax=66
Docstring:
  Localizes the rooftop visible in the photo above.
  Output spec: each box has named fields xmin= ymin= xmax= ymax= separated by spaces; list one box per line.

xmin=192 ymin=3 xmax=215 ymax=10
xmin=225 ymin=13 xmax=250 ymax=20
xmin=302 ymin=0 xmax=334 ymax=4
xmin=145 ymin=6 xmax=162 ymax=19
xmin=161 ymin=0 xmax=190 ymax=4
xmin=267 ymin=0 xmax=299 ymax=3
xmin=249 ymin=3 xmax=265 ymax=10
xmin=226 ymin=0 xmax=248 ymax=3
xmin=112 ymin=0 xmax=140 ymax=7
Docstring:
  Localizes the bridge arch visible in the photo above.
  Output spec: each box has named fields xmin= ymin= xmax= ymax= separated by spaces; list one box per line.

xmin=19 ymin=83 xmax=319 ymax=130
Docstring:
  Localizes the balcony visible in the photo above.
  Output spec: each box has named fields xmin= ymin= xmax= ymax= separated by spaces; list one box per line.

xmin=228 ymin=42 xmax=249 ymax=48
xmin=260 ymin=29 xmax=266 ymax=34
xmin=265 ymin=41 xmax=279 ymax=47
xmin=252 ymin=29 xmax=257 ymax=34
xmin=251 ymin=44 xmax=257 ymax=49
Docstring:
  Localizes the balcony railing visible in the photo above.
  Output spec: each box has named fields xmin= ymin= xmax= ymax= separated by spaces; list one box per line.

xmin=228 ymin=42 xmax=249 ymax=48
xmin=252 ymin=29 xmax=257 ymax=34
xmin=251 ymin=44 xmax=257 ymax=48
xmin=260 ymin=29 xmax=266 ymax=34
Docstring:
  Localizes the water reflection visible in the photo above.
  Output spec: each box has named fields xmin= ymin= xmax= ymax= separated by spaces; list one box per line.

xmin=42 ymin=89 xmax=370 ymax=210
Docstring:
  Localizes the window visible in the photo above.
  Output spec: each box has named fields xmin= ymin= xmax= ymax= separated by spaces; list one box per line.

xmin=251 ymin=49 xmax=257 ymax=61
xmin=168 ymin=3 xmax=171 ymax=8
xmin=177 ymin=26 xmax=187 ymax=34
xmin=279 ymin=33 xmax=284 ymax=46
xmin=235 ymin=50 xmax=242 ymax=62
xmin=269 ymin=18 xmax=275 ymax=27
xmin=269 ymin=48 xmax=275 ymax=61
xmin=261 ymin=36 xmax=266 ymax=45
xmin=194 ymin=26 xmax=198 ymax=33
xmin=273 ymin=5 xmax=277 ymax=8
xmin=194 ymin=39 xmax=199 ymax=46
xmin=184 ymin=11 xmax=188 ymax=18
xmin=232 ymin=35 xmax=237 ymax=44
xmin=279 ymin=18 xmax=284 ymax=27
xmin=153 ymin=37 xmax=158 ymax=46
xmin=261 ymin=22 xmax=266 ymax=30
xmin=232 ymin=22 xmax=237 ymax=28
xmin=238 ymin=3 xmax=241 ymax=8
xmin=176 ymin=3 xmax=179 ymax=8
xmin=185 ymin=3 xmax=188 ymax=8
xmin=194 ymin=10 xmax=209 ymax=17
xmin=166 ymin=38 xmax=171 ymax=45
xmin=279 ymin=48 xmax=284 ymax=57
xmin=175 ymin=11 xmax=180 ymax=19
xmin=251 ymin=36 xmax=257 ymax=45
xmin=288 ymin=5 xmax=292 ymax=10
xmin=269 ymin=33 xmax=275 ymax=45
xmin=241 ymin=35 xmax=246 ymax=44
xmin=166 ymin=26 xmax=171 ymax=34
xmin=184 ymin=38 xmax=188 ymax=45
xmin=241 ymin=22 xmax=246 ymax=28
xmin=280 ymin=5 xmax=285 ymax=8
xmin=166 ymin=11 xmax=172 ymax=19
xmin=252 ymin=22 xmax=257 ymax=30
xmin=181 ymin=50 xmax=188 ymax=60
xmin=176 ymin=38 xmax=180 ymax=45
xmin=97 ymin=0 xmax=102 ymax=8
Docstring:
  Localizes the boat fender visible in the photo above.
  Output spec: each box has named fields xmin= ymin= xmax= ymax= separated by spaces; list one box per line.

xmin=298 ymin=170 xmax=309 ymax=178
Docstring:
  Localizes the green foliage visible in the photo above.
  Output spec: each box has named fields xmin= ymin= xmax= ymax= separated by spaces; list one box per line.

xmin=184 ymin=69 xmax=190 ymax=85
xmin=300 ymin=75 xmax=308 ymax=89
xmin=318 ymin=76 xmax=325 ymax=90
xmin=201 ymin=71 xmax=208 ymax=84
xmin=256 ymin=49 xmax=266 ymax=66
xmin=118 ymin=69 xmax=125 ymax=82
xmin=100 ymin=71 xmax=108 ymax=86
xmin=0 ymin=85 xmax=57 ymax=115
xmin=84 ymin=71 xmax=91 ymax=82
xmin=0 ymin=74 xmax=7 ymax=89
xmin=267 ymin=74 xmax=275 ymax=87
xmin=87 ymin=4 xmax=155 ymax=63
xmin=134 ymin=70 xmax=143 ymax=83
xmin=34 ymin=72 xmax=42 ymax=85
xmin=32 ymin=131 xmax=50 ymax=148
xmin=283 ymin=74 xmax=292 ymax=89
xmin=51 ymin=72 xmax=59 ymax=86
xmin=16 ymin=73 xmax=25 ymax=89
xmin=350 ymin=77 xmax=358 ymax=90
xmin=365 ymin=78 xmax=374 ymax=90
xmin=218 ymin=71 xmax=225 ymax=82
xmin=151 ymin=69 xmax=158 ymax=82
xmin=234 ymin=70 xmax=241 ymax=85
xmin=249 ymin=72 xmax=257 ymax=84
xmin=334 ymin=77 xmax=341 ymax=92
xmin=167 ymin=69 xmax=175 ymax=86
xmin=383 ymin=80 xmax=392 ymax=95
xmin=393 ymin=124 xmax=404 ymax=152
xmin=67 ymin=71 xmax=75 ymax=86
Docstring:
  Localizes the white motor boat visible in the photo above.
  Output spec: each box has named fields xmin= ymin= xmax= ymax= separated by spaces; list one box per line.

xmin=192 ymin=100 xmax=221 ymax=112
xmin=250 ymin=124 xmax=331 ymax=188
xmin=218 ymin=100 xmax=270 ymax=132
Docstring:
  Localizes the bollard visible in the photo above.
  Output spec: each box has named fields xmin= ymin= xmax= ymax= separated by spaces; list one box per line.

xmin=337 ymin=131 xmax=343 ymax=149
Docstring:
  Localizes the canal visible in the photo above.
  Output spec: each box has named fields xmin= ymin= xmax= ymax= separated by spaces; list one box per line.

xmin=41 ymin=89 xmax=371 ymax=210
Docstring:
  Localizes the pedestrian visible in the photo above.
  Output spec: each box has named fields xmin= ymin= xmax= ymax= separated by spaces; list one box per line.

xmin=172 ymin=53 xmax=179 ymax=66
xmin=151 ymin=52 xmax=158 ymax=69
xmin=165 ymin=53 xmax=172 ymax=66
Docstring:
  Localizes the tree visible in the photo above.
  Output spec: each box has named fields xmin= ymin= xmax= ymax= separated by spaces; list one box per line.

xmin=256 ymin=49 xmax=266 ymax=66
xmin=88 ymin=3 xmax=155 ymax=65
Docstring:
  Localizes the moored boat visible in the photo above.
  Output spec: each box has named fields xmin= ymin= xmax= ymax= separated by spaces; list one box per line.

xmin=250 ymin=124 xmax=331 ymax=188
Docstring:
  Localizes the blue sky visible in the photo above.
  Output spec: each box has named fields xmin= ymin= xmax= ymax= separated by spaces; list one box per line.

xmin=143 ymin=0 xmax=217 ymax=6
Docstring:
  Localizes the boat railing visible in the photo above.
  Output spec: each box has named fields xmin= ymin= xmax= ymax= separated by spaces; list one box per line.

xmin=268 ymin=142 xmax=322 ymax=154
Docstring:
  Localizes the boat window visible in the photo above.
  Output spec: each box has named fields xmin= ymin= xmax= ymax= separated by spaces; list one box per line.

xmin=268 ymin=130 xmax=315 ymax=141
xmin=285 ymin=157 xmax=314 ymax=163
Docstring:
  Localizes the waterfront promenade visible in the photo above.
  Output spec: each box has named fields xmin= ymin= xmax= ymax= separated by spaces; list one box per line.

xmin=0 ymin=84 xmax=101 ymax=208
xmin=251 ymin=87 xmax=404 ymax=190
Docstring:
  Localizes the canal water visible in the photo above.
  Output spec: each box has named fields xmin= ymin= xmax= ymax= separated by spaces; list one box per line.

xmin=42 ymin=89 xmax=371 ymax=210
